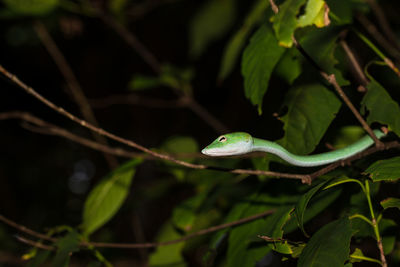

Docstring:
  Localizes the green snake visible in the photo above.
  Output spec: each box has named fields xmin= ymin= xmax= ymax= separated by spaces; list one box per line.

xmin=201 ymin=129 xmax=386 ymax=167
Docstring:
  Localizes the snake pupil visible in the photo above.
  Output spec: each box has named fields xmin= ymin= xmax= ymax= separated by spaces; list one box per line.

xmin=219 ymin=136 xmax=227 ymax=142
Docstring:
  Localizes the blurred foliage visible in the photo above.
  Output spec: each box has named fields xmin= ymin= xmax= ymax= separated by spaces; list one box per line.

xmin=0 ymin=0 xmax=400 ymax=266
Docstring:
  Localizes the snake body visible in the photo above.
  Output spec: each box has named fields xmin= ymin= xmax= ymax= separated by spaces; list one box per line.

xmin=201 ymin=129 xmax=385 ymax=167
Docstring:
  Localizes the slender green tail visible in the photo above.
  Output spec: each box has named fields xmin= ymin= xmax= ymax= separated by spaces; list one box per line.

xmin=252 ymin=129 xmax=385 ymax=167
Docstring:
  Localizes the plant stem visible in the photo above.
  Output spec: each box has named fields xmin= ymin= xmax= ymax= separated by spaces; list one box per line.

xmin=364 ymin=180 xmax=387 ymax=267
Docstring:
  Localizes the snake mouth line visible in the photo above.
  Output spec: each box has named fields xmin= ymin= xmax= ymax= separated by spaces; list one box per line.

xmin=201 ymin=148 xmax=242 ymax=156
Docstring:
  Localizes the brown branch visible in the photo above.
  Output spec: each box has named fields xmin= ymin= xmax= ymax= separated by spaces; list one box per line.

xmin=96 ymin=8 xmax=229 ymax=134
xmin=89 ymin=94 xmax=188 ymax=109
xmin=0 ymin=215 xmax=56 ymax=243
xmin=366 ymin=0 xmax=400 ymax=53
xmin=98 ymin=12 xmax=161 ymax=73
xmin=15 ymin=236 xmax=55 ymax=251
xmin=356 ymin=13 xmax=400 ymax=63
xmin=33 ymin=21 xmax=119 ymax=169
xmin=291 ymin=36 xmax=384 ymax=148
xmin=269 ymin=0 xmax=279 ymax=14
xmin=339 ymin=39 xmax=369 ymax=87
xmin=0 ymin=66 xmax=313 ymax=183
xmin=1 ymin=210 xmax=275 ymax=250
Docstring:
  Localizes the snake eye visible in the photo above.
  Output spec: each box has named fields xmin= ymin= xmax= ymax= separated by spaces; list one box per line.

xmin=219 ymin=136 xmax=227 ymax=142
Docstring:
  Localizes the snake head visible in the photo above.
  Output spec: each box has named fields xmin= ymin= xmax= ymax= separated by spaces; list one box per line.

xmin=201 ymin=132 xmax=253 ymax=156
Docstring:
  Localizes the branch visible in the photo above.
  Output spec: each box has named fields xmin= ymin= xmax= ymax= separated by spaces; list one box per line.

xmin=291 ymin=36 xmax=384 ymax=148
xmin=339 ymin=38 xmax=369 ymax=87
xmin=356 ymin=13 xmax=400 ymax=63
xmin=15 ymin=236 xmax=55 ymax=251
xmin=33 ymin=21 xmax=118 ymax=168
xmin=0 ymin=65 xmax=314 ymax=183
xmin=1 ymin=210 xmax=275 ymax=249
xmin=96 ymin=8 xmax=229 ymax=134
xmin=365 ymin=0 xmax=400 ymax=53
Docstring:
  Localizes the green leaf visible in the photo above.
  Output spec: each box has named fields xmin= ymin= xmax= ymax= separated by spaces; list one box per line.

xmin=162 ymin=136 xmax=198 ymax=180
xmin=361 ymin=80 xmax=400 ymax=137
xmin=172 ymin=193 xmax=207 ymax=232
xmin=364 ymin=156 xmax=400 ymax=181
xmin=295 ymin=181 xmax=329 ymax=236
xmin=380 ymin=218 xmax=396 ymax=255
xmin=273 ymin=0 xmax=307 ymax=47
xmin=51 ymin=231 xmax=80 ymax=267
xmin=128 ymin=75 xmax=162 ymax=91
xmin=300 ymin=26 xmax=349 ymax=86
xmin=332 ymin=126 xmax=365 ymax=149
xmin=297 ymin=0 xmax=329 ymax=28
xmin=149 ymin=221 xmax=186 ymax=267
xmin=298 ymin=217 xmax=352 ymax=267
xmin=381 ymin=197 xmax=400 ymax=210
xmin=218 ymin=0 xmax=268 ymax=82
xmin=27 ymin=250 xmax=51 ymax=267
xmin=189 ymin=0 xmax=236 ymax=58
xmin=278 ymin=83 xmax=341 ymax=155
xmin=3 ymin=0 xmax=58 ymax=15
xmin=274 ymin=48 xmax=302 ymax=84
xmin=82 ymin=159 xmax=142 ymax=236
xmin=226 ymin=192 xmax=299 ymax=266
xmin=241 ymin=23 xmax=286 ymax=114
xmin=325 ymin=0 xmax=353 ymax=25
xmin=263 ymin=207 xmax=294 ymax=254
xmin=349 ymin=248 xmax=382 ymax=265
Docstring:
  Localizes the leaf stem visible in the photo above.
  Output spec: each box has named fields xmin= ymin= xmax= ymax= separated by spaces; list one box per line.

xmin=348 ymin=214 xmax=373 ymax=226
xmin=364 ymin=180 xmax=387 ymax=267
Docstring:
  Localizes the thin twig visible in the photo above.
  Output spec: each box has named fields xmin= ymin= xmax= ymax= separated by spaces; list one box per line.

xmin=15 ymin=236 xmax=55 ymax=251
xmin=1 ymin=210 xmax=275 ymax=249
xmin=96 ymin=9 xmax=229 ymax=134
xmin=0 ymin=215 xmax=56 ymax=242
xmin=291 ymin=36 xmax=384 ymax=148
xmin=0 ymin=66 xmax=313 ymax=183
xmin=33 ymin=21 xmax=119 ymax=168
xmin=269 ymin=0 xmax=279 ymax=14
xmin=356 ymin=13 xmax=400 ymax=62
xmin=366 ymin=0 xmax=400 ymax=53
xmin=339 ymin=39 xmax=369 ymax=87
xmin=98 ymin=12 xmax=162 ymax=73
xmin=89 ymin=94 xmax=188 ymax=109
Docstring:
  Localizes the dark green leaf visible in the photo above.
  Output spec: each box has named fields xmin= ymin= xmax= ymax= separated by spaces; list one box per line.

xmin=381 ymin=197 xmax=400 ymax=210
xmin=128 ymin=75 xmax=162 ymax=91
xmin=241 ymin=23 xmax=286 ymax=113
xmin=325 ymin=0 xmax=353 ymax=25
xmin=27 ymin=250 xmax=51 ymax=267
xmin=364 ymin=156 xmax=400 ymax=181
xmin=298 ymin=217 xmax=352 ymax=267
xmin=380 ymin=218 xmax=396 ymax=255
xmin=300 ymin=26 xmax=349 ymax=86
xmin=278 ymin=84 xmax=341 ymax=155
xmin=3 ymin=0 xmax=58 ymax=15
xmin=189 ymin=0 xmax=236 ymax=58
xmin=51 ymin=231 xmax=80 ymax=267
xmin=172 ymin=193 xmax=207 ymax=231
xmin=149 ymin=221 xmax=186 ymax=266
xmin=273 ymin=0 xmax=307 ymax=47
xmin=218 ymin=0 xmax=268 ymax=81
xmin=82 ymin=159 xmax=142 ymax=236
xmin=295 ymin=181 xmax=329 ymax=236
xmin=226 ymin=192 xmax=299 ymax=266
xmin=263 ymin=207 xmax=293 ymax=254
xmin=274 ymin=48 xmax=302 ymax=84
xmin=361 ymin=80 xmax=400 ymax=137
xmin=331 ymin=126 xmax=365 ymax=149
